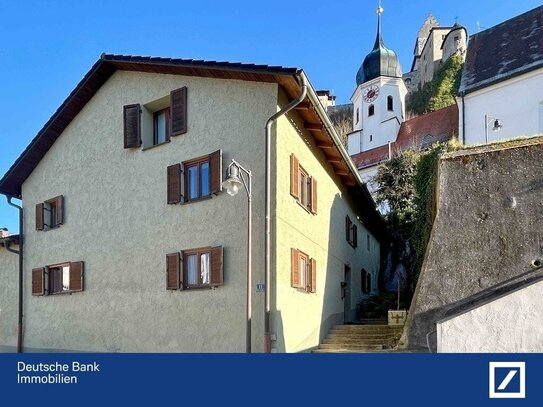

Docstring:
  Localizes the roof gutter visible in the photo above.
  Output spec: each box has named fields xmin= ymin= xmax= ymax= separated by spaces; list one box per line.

xmin=264 ymin=71 xmax=307 ymax=352
xmin=5 ymin=195 xmax=24 ymax=353
xmin=304 ymin=75 xmax=380 ymax=212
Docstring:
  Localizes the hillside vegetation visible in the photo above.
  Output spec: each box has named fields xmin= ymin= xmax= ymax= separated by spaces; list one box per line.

xmin=406 ymin=54 xmax=464 ymax=116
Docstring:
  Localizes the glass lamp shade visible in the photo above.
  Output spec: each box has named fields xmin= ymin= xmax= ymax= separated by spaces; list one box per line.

xmin=222 ymin=165 xmax=243 ymax=196
xmin=493 ymin=119 xmax=502 ymax=132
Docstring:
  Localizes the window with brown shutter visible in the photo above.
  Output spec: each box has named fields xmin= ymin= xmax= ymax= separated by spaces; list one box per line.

xmin=69 ymin=262 xmax=84 ymax=292
xmin=291 ymin=248 xmax=300 ymax=288
xmin=180 ymin=150 xmax=222 ymax=203
xmin=47 ymin=261 xmax=84 ymax=295
xmin=310 ymin=178 xmax=318 ymax=214
xmin=167 ymin=164 xmax=181 ymax=204
xmin=310 ymin=258 xmax=317 ymax=293
xmin=290 ymin=154 xmax=317 ymax=215
xmin=123 ymin=104 xmax=142 ymax=148
xmin=36 ymin=196 xmax=64 ymax=231
xmin=32 ymin=261 xmax=85 ymax=296
xmin=166 ymin=252 xmax=181 ymax=290
xmin=36 ymin=203 xmax=44 ymax=231
xmin=172 ymin=246 xmax=224 ymax=290
xmin=170 ymin=87 xmax=187 ymax=136
xmin=290 ymin=154 xmax=300 ymax=198
xmin=291 ymin=248 xmax=316 ymax=294
xmin=346 ymin=215 xmax=357 ymax=248
xmin=32 ymin=268 xmax=45 ymax=296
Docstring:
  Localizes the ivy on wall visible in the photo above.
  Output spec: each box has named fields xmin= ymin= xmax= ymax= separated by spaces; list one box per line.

xmin=406 ymin=54 xmax=464 ymax=116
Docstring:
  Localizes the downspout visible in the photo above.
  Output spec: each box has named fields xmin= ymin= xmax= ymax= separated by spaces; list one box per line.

xmin=460 ymin=92 xmax=466 ymax=145
xmin=6 ymin=196 xmax=24 ymax=353
xmin=264 ymin=72 xmax=307 ymax=352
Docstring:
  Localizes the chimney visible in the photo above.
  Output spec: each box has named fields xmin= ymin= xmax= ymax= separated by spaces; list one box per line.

xmin=316 ymin=90 xmax=336 ymax=111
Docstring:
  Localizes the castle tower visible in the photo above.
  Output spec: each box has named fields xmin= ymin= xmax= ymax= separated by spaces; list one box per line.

xmin=349 ymin=3 xmax=407 ymax=155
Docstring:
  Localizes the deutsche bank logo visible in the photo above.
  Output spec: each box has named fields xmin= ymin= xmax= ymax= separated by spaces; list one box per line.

xmin=489 ymin=362 xmax=525 ymax=399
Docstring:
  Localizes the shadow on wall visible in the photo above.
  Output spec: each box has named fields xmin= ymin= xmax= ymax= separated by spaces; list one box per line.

xmin=272 ymin=193 xmax=378 ymax=353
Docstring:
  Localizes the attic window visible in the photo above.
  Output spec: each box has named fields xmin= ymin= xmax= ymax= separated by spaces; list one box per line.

xmin=36 ymin=196 xmax=63 ymax=231
xmin=124 ymin=86 xmax=187 ymax=150
xmin=153 ymin=108 xmax=170 ymax=145
xmin=454 ymin=35 xmax=459 ymax=41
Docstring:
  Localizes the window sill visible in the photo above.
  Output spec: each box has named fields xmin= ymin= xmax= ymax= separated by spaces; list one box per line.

xmin=142 ymin=140 xmax=171 ymax=151
xmin=295 ymin=200 xmax=313 ymax=215
xmin=48 ymin=290 xmax=79 ymax=296
xmin=183 ymin=284 xmax=218 ymax=290
xmin=181 ymin=195 xmax=214 ymax=205
xmin=42 ymin=226 xmax=61 ymax=232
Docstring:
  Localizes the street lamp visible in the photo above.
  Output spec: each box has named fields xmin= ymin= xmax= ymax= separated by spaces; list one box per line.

xmin=484 ymin=114 xmax=502 ymax=144
xmin=222 ymin=159 xmax=253 ymax=353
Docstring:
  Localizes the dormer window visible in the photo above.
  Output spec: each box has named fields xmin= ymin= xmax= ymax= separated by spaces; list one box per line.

xmin=368 ymin=105 xmax=375 ymax=116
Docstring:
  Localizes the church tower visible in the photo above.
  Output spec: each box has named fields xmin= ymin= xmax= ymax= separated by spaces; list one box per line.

xmin=348 ymin=3 xmax=407 ymax=156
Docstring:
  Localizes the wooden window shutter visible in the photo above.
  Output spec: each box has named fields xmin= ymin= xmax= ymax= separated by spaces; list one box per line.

xmin=310 ymin=177 xmax=318 ymax=214
xmin=291 ymin=248 xmax=300 ymax=288
xmin=209 ymin=149 xmax=222 ymax=195
xmin=36 ymin=203 xmax=44 ymax=231
xmin=167 ymin=164 xmax=181 ymax=204
xmin=32 ymin=267 xmax=45 ymax=296
xmin=290 ymin=154 xmax=300 ymax=198
xmin=123 ymin=104 xmax=141 ymax=148
xmin=353 ymin=225 xmax=358 ymax=248
xmin=166 ymin=252 xmax=181 ymax=290
xmin=170 ymin=87 xmax=187 ymax=136
xmin=310 ymin=258 xmax=317 ymax=293
xmin=55 ymin=195 xmax=64 ymax=226
xmin=69 ymin=261 xmax=84 ymax=292
xmin=210 ymin=246 xmax=224 ymax=286
xmin=345 ymin=215 xmax=351 ymax=242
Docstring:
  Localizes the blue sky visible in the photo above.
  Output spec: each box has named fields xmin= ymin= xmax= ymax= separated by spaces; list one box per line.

xmin=0 ymin=0 xmax=541 ymax=232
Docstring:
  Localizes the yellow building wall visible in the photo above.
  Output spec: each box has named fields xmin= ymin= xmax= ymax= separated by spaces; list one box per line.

xmin=272 ymin=91 xmax=381 ymax=353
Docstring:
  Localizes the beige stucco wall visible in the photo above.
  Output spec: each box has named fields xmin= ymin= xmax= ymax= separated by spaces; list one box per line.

xmin=22 ymin=71 xmax=278 ymax=352
xmin=419 ymin=28 xmax=449 ymax=86
xmin=437 ymin=280 xmax=543 ymax=352
xmin=0 ymin=244 xmax=18 ymax=351
xmin=272 ymin=91 xmax=381 ymax=353
xmin=442 ymin=28 xmax=467 ymax=63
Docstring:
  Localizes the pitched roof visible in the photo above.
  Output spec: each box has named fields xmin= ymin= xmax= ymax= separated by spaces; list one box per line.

xmin=0 ymin=54 xmax=300 ymax=199
xmin=0 ymin=53 xmax=388 ymax=241
xmin=459 ymin=5 xmax=543 ymax=94
xmin=351 ymin=104 xmax=458 ymax=170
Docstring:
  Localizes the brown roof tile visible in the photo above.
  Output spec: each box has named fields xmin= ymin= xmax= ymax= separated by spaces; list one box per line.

xmin=351 ymin=104 xmax=458 ymax=169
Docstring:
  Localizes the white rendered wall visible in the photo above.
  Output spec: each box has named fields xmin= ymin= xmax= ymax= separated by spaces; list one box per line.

xmin=350 ymin=77 xmax=406 ymax=154
xmin=437 ymin=280 xmax=543 ymax=352
xmin=461 ymin=68 xmax=543 ymax=145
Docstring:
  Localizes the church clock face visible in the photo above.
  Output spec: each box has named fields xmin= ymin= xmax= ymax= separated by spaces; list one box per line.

xmin=363 ymin=85 xmax=380 ymax=103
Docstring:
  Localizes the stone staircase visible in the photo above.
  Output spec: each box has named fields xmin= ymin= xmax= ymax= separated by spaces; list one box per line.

xmin=313 ymin=323 xmax=404 ymax=353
